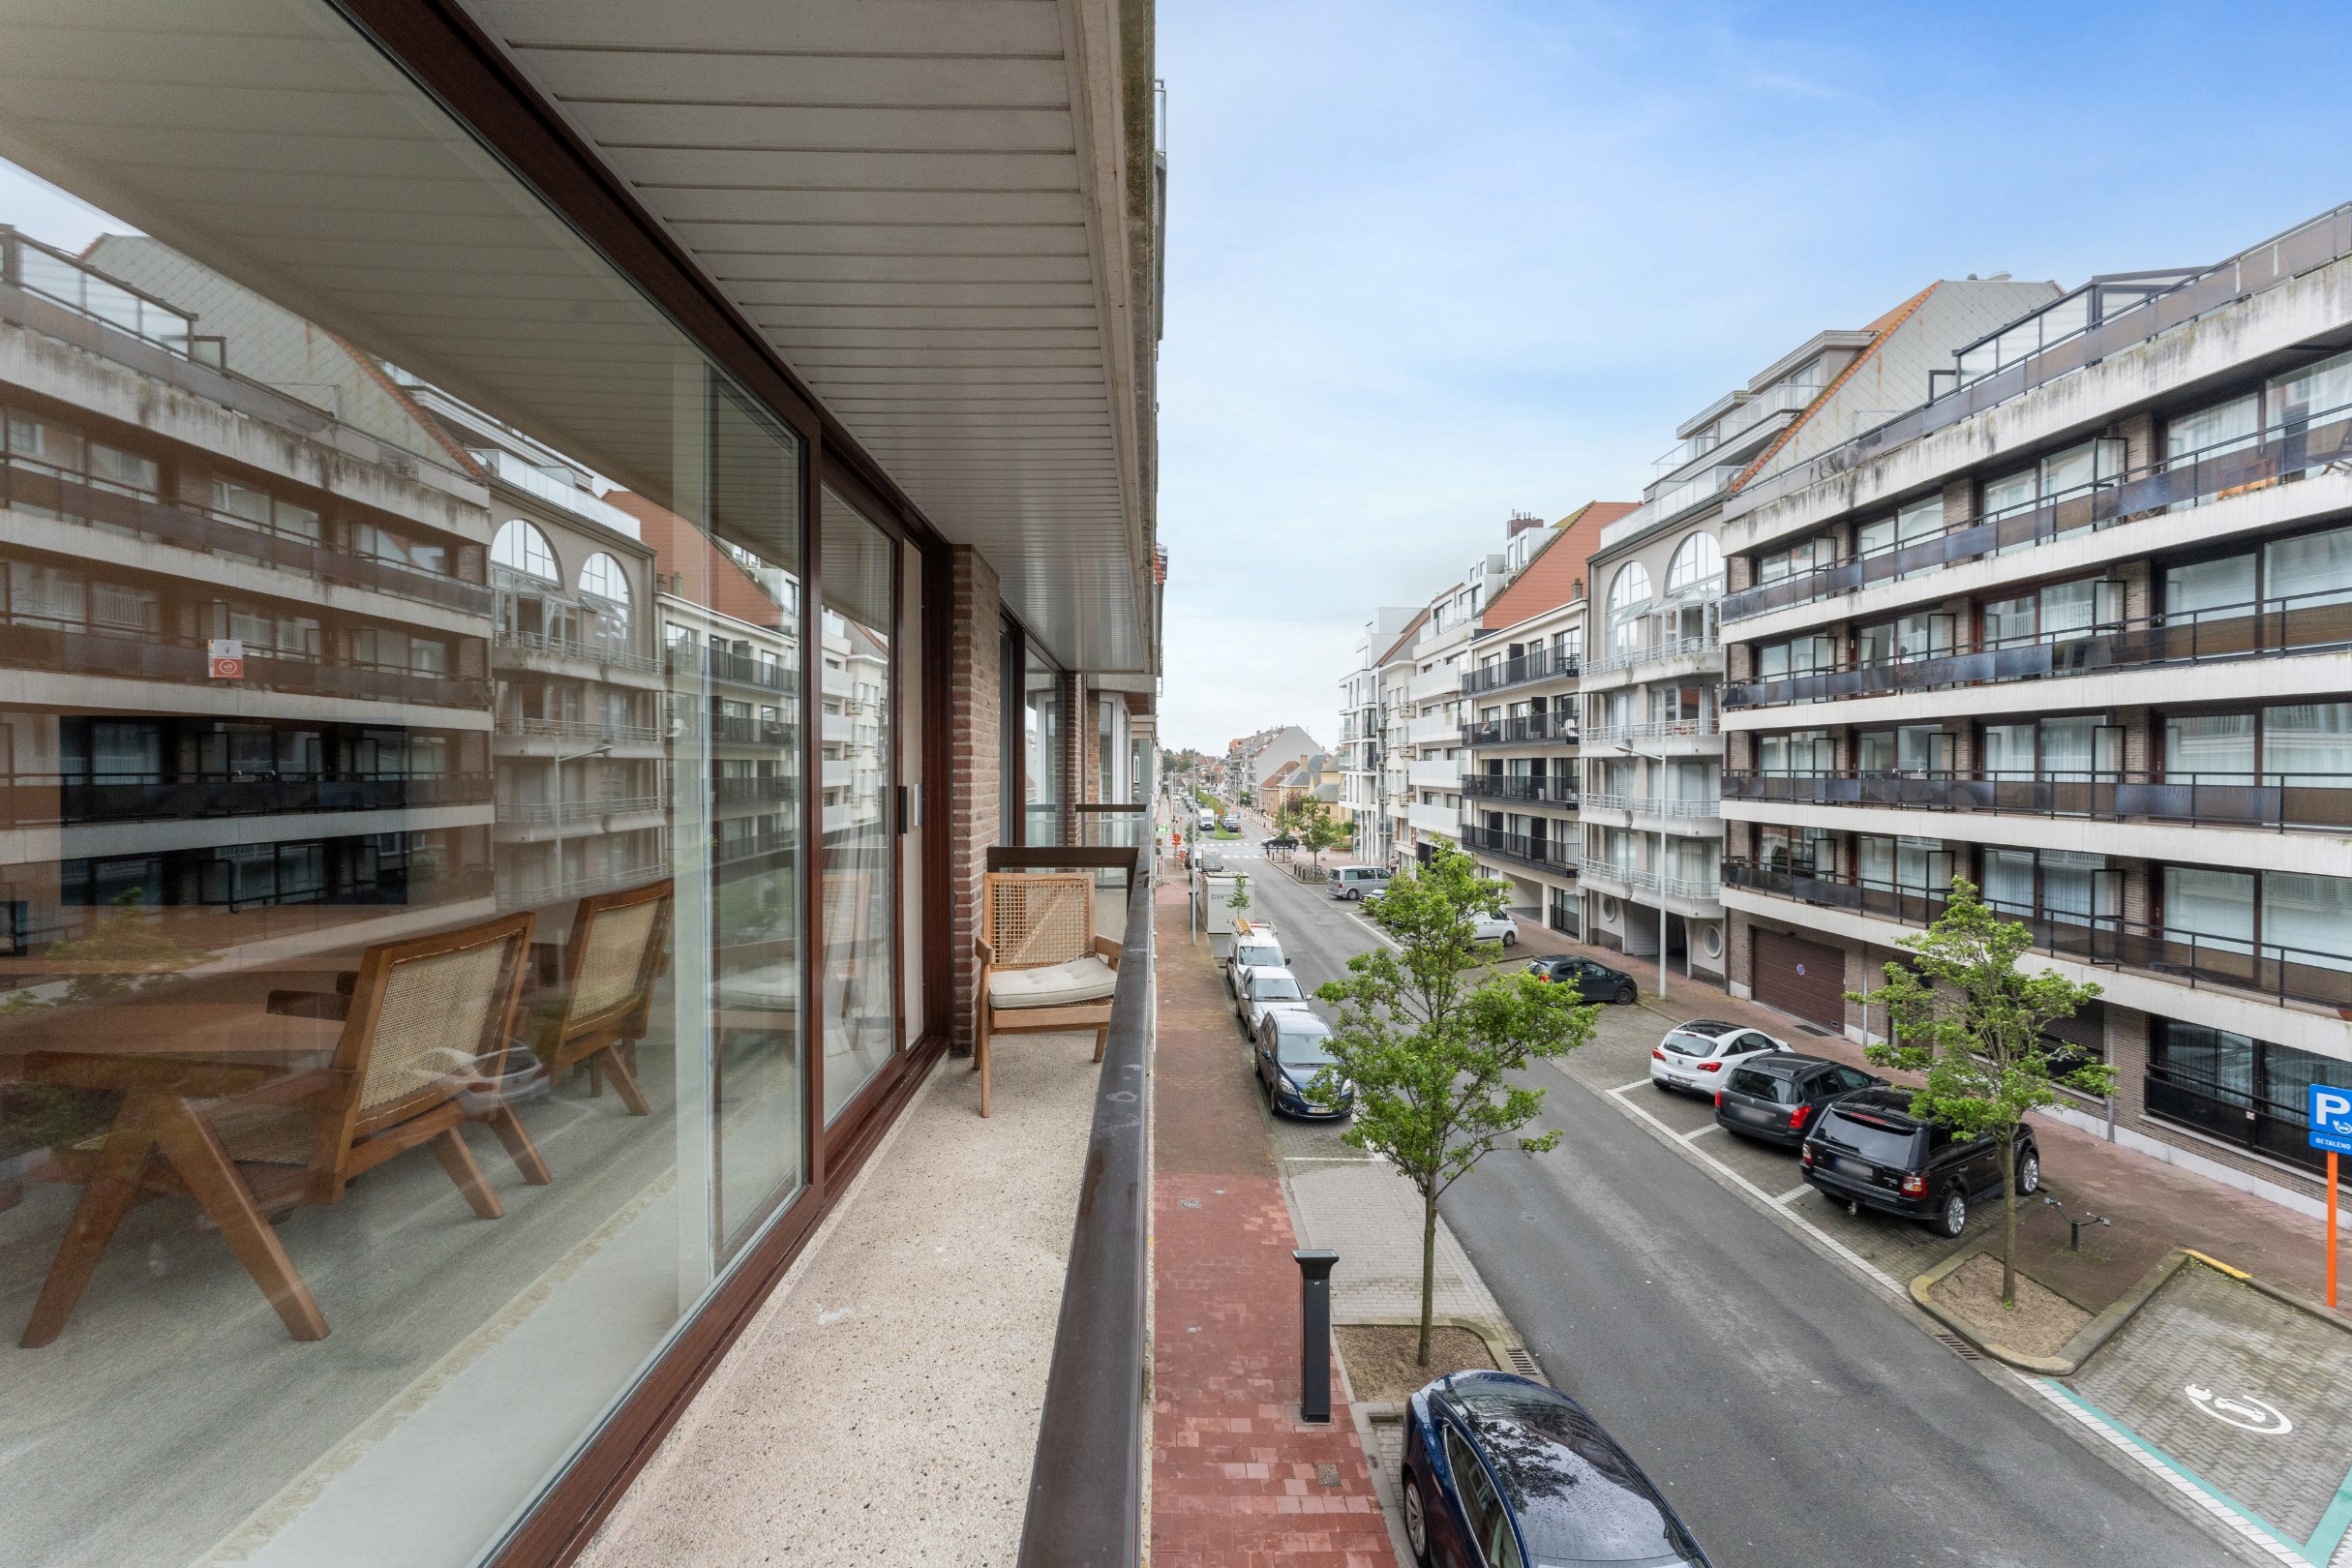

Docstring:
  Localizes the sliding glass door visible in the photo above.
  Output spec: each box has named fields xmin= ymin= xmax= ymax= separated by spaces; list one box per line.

xmin=819 ymin=488 xmax=898 ymax=1121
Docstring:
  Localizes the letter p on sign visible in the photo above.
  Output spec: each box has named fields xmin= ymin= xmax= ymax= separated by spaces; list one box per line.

xmin=2317 ymin=1089 xmax=2352 ymax=1129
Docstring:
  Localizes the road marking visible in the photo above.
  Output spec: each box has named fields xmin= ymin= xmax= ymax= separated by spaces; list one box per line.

xmin=1774 ymin=1183 xmax=1813 ymax=1204
xmin=1677 ymin=1123 xmax=1720 ymax=1142
xmin=1609 ymin=1078 xmax=1653 ymax=1096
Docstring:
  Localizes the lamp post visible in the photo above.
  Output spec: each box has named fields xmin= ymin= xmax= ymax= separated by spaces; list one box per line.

xmin=550 ymin=737 xmax=612 ymax=899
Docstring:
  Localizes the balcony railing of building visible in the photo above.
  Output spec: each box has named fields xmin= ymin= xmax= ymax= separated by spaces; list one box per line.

xmin=1722 ymin=858 xmax=2352 ymax=1011
xmin=706 ymin=714 xmax=794 ymax=746
xmin=500 ymin=628 xmax=666 ymax=676
xmin=1723 ymin=769 xmax=2352 ymax=832
xmin=1461 ymin=773 xmax=1579 ymax=807
xmin=1633 ymin=797 xmax=1721 ymax=820
xmin=507 ymin=794 xmax=666 ymax=825
xmin=713 ymin=775 xmax=796 ymax=807
xmin=4 ymin=770 xmax=495 ymax=827
xmin=1462 ymin=646 xmax=1580 ymax=697
xmin=1647 ymin=463 xmax=1745 ymax=524
xmin=1650 ymin=383 xmax=1821 ymax=481
xmin=1461 ymin=824 xmax=1579 ymax=875
xmin=673 ymin=643 xmax=795 ymax=693
xmin=1584 ymin=630 xmax=1722 ymax=679
xmin=0 ymin=620 xmax=492 ymax=709
xmin=1003 ymin=844 xmax=1152 ymax=1568
xmin=1584 ymin=717 xmax=1721 ymax=745
xmin=1461 ymin=712 xmax=1578 ymax=748
xmin=0 ymin=455 xmax=496 ymax=618
xmin=2143 ymin=1071 xmax=2332 ymax=1176
xmin=1724 ymin=586 xmax=2352 ymax=711
xmin=504 ymin=859 xmax=670 ymax=908
xmin=1076 ymin=801 xmax=1151 ymax=854
xmin=501 ymin=715 xmax=670 ymax=746
xmin=1723 ymin=401 xmax=2352 ymax=623
xmin=2 ymin=225 xmax=209 ymax=361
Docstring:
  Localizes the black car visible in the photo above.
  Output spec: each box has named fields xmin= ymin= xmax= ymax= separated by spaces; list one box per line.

xmin=1713 ymin=1053 xmax=1883 ymax=1147
xmin=1800 ymin=1086 xmax=2040 ymax=1238
xmin=1524 ymin=954 xmax=1639 ymax=1004
xmin=1262 ymin=832 xmax=1300 ymax=851
xmin=1402 ymin=1371 xmax=1712 ymax=1568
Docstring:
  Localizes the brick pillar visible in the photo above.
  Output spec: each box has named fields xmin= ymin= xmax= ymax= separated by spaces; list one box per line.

xmin=946 ymin=546 xmax=1002 ymax=1052
xmin=1058 ymin=670 xmax=1084 ymax=843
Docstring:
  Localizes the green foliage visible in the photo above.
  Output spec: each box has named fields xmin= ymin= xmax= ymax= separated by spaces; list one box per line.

xmin=1312 ymin=845 xmax=1594 ymax=1364
xmin=1291 ymin=795 xmax=1350 ymax=866
xmin=1848 ymin=877 xmax=2110 ymax=1308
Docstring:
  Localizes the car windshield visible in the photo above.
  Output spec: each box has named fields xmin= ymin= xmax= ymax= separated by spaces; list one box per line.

xmin=1251 ymin=977 xmax=1303 ymax=1003
xmin=1816 ymin=1109 xmax=1923 ymax=1166
xmin=1237 ymin=945 xmax=1281 ymax=967
xmin=1453 ymin=1385 xmax=1703 ymax=1565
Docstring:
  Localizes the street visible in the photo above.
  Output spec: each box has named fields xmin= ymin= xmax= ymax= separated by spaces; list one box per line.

xmin=1229 ymin=841 xmax=2251 ymax=1568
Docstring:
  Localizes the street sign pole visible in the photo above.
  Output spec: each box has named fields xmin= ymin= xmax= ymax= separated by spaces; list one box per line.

xmin=2329 ymin=1151 xmax=2337 ymax=1311
xmin=2309 ymin=1084 xmax=2350 ymax=1310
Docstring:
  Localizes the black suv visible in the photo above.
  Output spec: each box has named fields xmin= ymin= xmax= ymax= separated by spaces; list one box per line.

xmin=1800 ymin=1087 xmax=2039 ymax=1237
xmin=1713 ymin=1054 xmax=1883 ymax=1148
xmin=1523 ymin=954 xmax=1638 ymax=1004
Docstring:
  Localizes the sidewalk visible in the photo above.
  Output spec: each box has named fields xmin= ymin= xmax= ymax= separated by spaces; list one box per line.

xmin=1151 ymin=877 xmax=1393 ymax=1568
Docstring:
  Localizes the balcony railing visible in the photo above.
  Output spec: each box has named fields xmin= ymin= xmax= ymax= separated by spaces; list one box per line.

xmin=1724 ymin=587 xmax=2352 ymax=710
xmin=713 ymin=775 xmax=796 ymax=807
xmin=1648 ymin=463 xmax=1744 ymax=522
xmin=1633 ymin=797 xmax=1721 ymax=820
xmin=501 ymin=716 xmax=669 ymax=746
xmin=1462 ymin=646 xmax=1579 ymax=697
xmin=1722 ymin=402 xmax=2352 ymax=622
xmin=2143 ymin=1073 xmax=2330 ymax=1176
xmin=498 ymin=628 xmax=665 ymax=676
xmin=0 ymin=621 xmax=491 ymax=709
xmin=1461 ymin=712 xmax=1577 ymax=748
xmin=1585 ymin=631 xmax=1721 ymax=678
xmin=1461 ymin=773 xmax=1579 ymax=807
xmin=0 ymin=455 xmax=495 ymax=618
xmin=675 ymin=644 xmax=795 ymax=693
xmin=507 ymin=794 xmax=666 ymax=825
xmin=1722 ymin=769 xmax=2352 ymax=831
xmin=4 ymin=771 xmax=494 ymax=828
xmin=1584 ymin=717 xmax=1720 ymax=745
xmin=1722 ymin=859 xmax=2352 ymax=1010
xmin=1461 ymin=824 xmax=1578 ymax=875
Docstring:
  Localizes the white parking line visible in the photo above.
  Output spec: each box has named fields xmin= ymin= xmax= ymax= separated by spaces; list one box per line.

xmin=1609 ymin=1078 xmax=1652 ymax=1095
xmin=1677 ymin=1123 xmax=1720 ymax=1142
xmin=1773 ymin=1183 xmax=1813 ymax=1203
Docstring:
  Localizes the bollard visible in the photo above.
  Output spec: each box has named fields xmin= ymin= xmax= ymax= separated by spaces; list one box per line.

xmin=1294 ymin=1250 xmax=1339 ymax=1424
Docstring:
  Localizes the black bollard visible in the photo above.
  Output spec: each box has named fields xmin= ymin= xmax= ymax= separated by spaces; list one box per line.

xmin=1294 ymin=1249 xmax=1339 ymax=1424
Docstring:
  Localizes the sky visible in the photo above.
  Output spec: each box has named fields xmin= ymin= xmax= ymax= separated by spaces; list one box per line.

xmin=1151 ymin=0 xmax=2352 ymax=752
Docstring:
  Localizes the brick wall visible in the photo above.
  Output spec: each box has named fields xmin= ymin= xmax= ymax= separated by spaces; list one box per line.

xmin=946 ymin=546 xmax=1002 ymax=1051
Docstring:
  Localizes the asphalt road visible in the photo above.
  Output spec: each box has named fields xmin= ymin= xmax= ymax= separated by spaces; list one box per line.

xmin=1230 ymin=835 xmax=2247 ymax=1568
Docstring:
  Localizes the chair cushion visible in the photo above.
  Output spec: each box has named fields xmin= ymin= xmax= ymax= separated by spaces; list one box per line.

xmin=986 ymin=955 xmax=1117 ymax=1010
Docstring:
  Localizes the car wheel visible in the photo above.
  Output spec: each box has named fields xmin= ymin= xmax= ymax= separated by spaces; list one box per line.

xmin=1934 ymin=1186 xmax=1968 ymax=1239
xmin=1501 ymin=930 xmax=1517 ymax=947
xmin=1614 ymin=982 xmax=1637 ymax=1005
xmin=2016 ymin=1146 xmax=2040 ymax=1196
xmin=1402 ymin=1467 xmax=1432 ymax=1568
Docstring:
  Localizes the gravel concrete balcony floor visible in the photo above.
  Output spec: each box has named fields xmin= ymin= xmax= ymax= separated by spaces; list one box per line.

xmin=577 ymin=1030 xmax=1102 ymax=1568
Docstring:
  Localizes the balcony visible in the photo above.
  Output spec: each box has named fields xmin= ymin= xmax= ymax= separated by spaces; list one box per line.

xmin=1461 ymin=824 xmax=1578 ymax=876
xmin=1462 ymin=646 xmax=1579 ymax=697
xmin=1722 ymin=769 xmax=2352 ymax=833
xmin=1404 ymin=710 xmax=1460 ymax=747
xmin=1407 ymin=758 xmax=1462 ymax=792
xmin=1724 ymin=858 xmax=2352 ymax=1013
xmin=1461 ymin=773 xmax=1579 ymax=808
xmin=1583 ymin=717 xmax=1721 ymax=751
xmin=1581 ymin=857 xmax=1720 ymax=905
xmin=498 ymin=715 xmax=670 ymax=748
xmin=3 ymin=770 xmax=494 ymax=828
xmin=1406 ymin=799 xmax=1461 ymax=839
xmin=1 ymin=621 xmax=492 ymax=711
xmin=1461 ymin=712 xmax=1577 ymax=748
xmin=1650 ymin=383 xmax=1818 ymax=481
xmin=1721 ymin=401 xmax=2352 ymax=623
xmin=1417 ymin=662 xmax=1464 ymax=700
xmin=1723 ymin=589 xmax=2352 ymax=712
xmin=1646 ymin=463 xmax=1743 ymax=524
xmin=672 ymin=643 xmax=795 ymax=694
xmin=1584 ymin=631 xmax=1721 ymax=683
xmin=498 ymin=628 xmax=666 ymax=681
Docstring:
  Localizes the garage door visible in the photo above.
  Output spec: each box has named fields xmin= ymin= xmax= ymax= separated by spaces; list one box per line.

xmin=1753 ymin=929 xmax=1846 ymax=1030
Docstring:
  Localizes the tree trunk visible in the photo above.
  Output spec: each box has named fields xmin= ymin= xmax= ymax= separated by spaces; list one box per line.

xmin=2000 ymin=1133 xmax=2018 ymax=1311
xmin=1417 ymin=1190 xmax=1438 ymax=1368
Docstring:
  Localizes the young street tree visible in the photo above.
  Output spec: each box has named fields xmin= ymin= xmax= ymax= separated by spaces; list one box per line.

xmin=1312 ymin=845 xmax=1594 ymax=1367
xmin=1294 ymin=795 xmax=1350 ymax=867
xmin=1847 ymin=876 xmax=2110 ymax=1309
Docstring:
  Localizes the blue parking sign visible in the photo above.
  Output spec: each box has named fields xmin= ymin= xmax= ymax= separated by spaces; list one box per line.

xmin=2311 ymin=1084 xmax=2352 ymax=1156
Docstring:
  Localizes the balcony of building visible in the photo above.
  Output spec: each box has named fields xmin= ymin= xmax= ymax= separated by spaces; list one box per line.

xmin=1583 ymin=716 xmax=1723 ymax=754
xmin=1406 ymin=799 xmax=1461 ymax=840
xmin=1581 ymin=629 xmax=1724 ymax=692
xmin=493 ymin=794 xmax=670 ymax=844
xmin=497 ymin=629 xmax=668 ymax=688
xmin=1407 ymin=757 xmax=1462 ymax=793
xmin=1462 ymin=645 xmax=1579 ymax=698
xmin=1461 ymin=710 xmax=1577 ymax=749
xmin=1404 ymin=709 xmax=1461 ymax=748
xmin=1415 ymin=661 xmax=1464 ymax=701
xmin=1461 ymin=823 xmax=1579 ymax=878
xmin=1580 ymin=855 xmax=1722 ymax=913
xmin=1461 ymin=772 xmax=1579 ymax=809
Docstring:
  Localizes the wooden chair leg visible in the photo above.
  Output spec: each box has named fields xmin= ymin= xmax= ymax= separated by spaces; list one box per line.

xmin=430 ymin=1128 xmax=504 ymax=1220
xmin=21 ymin=1109 xmax=160 ymax=1348
xmin=151 ymin=1096 xmax=329 ymax=1342
xmin=1094 ymin=1025 xmax=1107 ymax=1064
xmin=594 ymin=1044 xmax=652 ymax=1116
xmin=587 ymin=1056 xmax=604 ymax=1098
xmin=485 ymin=1103 xmax=554 ymax=1183
xmin=979 ymin=1010 xmax=993 ymax=1119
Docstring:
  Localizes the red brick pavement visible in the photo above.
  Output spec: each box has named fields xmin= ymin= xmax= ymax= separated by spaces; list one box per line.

xmin=1151 ymin=877 xmax=1396 ymax=1568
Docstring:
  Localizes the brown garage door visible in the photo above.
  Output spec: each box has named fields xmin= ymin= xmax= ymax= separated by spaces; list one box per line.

xmin=1753 ymin=928 xmax=1846 ymax=1030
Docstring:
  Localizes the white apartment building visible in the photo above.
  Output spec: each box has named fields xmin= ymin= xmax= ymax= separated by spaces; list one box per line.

xmin=1338 ymin=606 xmax=1417 ymax=859
xmin=1583 ymin=276 xmax=2061 ymax=983
xmin=1718 ymin=203 xmax=2352 ymax=1217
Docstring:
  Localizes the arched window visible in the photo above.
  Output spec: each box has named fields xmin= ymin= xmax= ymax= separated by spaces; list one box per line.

xmin=492 ymin=519 xmax=558 ymax=582
xmin=579 ymin=552 xmax=631 ymax=609
xmin=1666 ymin=531 xmax=1723 ymax=594
xmin=1607 ymin=561 xmax=1651 ymax=614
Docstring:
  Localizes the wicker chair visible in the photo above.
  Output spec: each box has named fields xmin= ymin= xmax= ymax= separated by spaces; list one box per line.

xmin=525 ymin=878 xmax=673 ymax=1116
xmin=18 ymin=912 xmax=538 ymax=1347
xmin=973 ymin=871 xmax=1121 ymax=1118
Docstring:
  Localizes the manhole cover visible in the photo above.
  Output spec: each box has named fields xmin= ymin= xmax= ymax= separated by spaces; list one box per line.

xmin=1314 ymin=1462 xmax=1341 ymax=1487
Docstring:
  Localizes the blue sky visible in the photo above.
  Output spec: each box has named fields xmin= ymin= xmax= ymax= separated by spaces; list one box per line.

xmin=1153 ymin=0 xmax=2352 ymax=750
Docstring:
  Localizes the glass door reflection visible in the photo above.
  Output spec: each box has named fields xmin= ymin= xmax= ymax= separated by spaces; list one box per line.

xmin=819 ymin=488 xmax=897 ymax=1121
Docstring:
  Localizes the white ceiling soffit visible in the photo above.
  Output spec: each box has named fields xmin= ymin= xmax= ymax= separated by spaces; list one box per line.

xmin=462 ymin=0 xmax=1155 ymax=675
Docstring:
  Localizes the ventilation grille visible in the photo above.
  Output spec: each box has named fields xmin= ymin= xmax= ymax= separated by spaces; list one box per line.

xmin=1504 ymin=1346 xmax=1545 ymax=1380
xmin=1933 ymin=1331 xmax=1982 ymax=1362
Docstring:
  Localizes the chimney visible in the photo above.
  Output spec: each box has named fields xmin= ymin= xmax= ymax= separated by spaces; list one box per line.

xmin=1506 ymin=510 xmax=1542 ymax=539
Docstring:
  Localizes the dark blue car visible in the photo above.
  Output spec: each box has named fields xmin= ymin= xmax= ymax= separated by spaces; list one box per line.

xmin=1402 ymin=1372 xmax=1711 ymax=1568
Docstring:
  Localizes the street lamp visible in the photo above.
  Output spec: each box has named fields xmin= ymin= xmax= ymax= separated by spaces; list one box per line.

xmin=550 ymin=738 xmax=613 ymax=898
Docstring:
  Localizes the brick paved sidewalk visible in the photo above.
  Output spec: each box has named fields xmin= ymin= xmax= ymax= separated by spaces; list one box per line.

xmin=1151 ymin=877 xmax=1395 ymax=1568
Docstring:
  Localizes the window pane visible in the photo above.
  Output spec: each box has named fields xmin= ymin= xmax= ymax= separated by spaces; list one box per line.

xmin=2263 ymin=702 xmax=2352 ymax=781
xmin=2167 ymin=713 xmax=2255 ymax=778
xmin=820 ymin=488 xmax=897 ymax=1122
xmin=2265 ymin=526 xmax=2352 ymax=609
xmin=2164 ymin=867 xmax=2256 ymax=946
xmin=2165 ymin=555 xmax=2255 ymax=617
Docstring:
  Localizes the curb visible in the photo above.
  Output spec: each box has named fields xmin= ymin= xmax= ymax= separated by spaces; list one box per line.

xmin=1910 ymin=1246 xmax=2352 ymax=1375
xmin=1331 ymin=1314 xmax=1527 ymax=1384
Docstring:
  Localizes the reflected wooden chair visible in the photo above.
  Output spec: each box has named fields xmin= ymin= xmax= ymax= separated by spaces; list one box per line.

xmin=18 ymin=911 xmax=538 ymax=1347
xmin=524 ymin=878 xmax=673 ymax=1117
xmin=973 ymin=871 xmax=1121 ymax=1118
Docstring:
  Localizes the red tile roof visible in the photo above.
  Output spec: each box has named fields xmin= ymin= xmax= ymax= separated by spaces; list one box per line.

xmin=1479 ymin=500 xmax=1640 ymax=631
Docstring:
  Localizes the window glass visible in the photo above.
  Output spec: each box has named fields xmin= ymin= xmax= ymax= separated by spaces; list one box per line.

xmin=2167 ymin=713 xmax=2256 ymax=779
xmin=2263 ymin=703 xmax=2352 ymax=782
xmin=2264 ymin=526 xmax=2352 ymax=609
xmin=2167 ymin=396 xmax=2260 ymax=464
xmin=492 ymin=518 xmax=559 ymax=582
xmin=2261 ymin=872 xmax=2352 ymax=971
xmin=2165 ymin=554 xmax=2255 ymax=617
xmin=1666 ymin=531 xmax=1722 ymax=594
xmin=1982 ymin=468 xmax=2035 ymax=518
xmin=2164 ymin=867 xmax=2256 ymax=946
xmin=819 ymin=489 xmax=897 ymax=1122
xmin=2266 ymin=348 xmax=2352 ymax=430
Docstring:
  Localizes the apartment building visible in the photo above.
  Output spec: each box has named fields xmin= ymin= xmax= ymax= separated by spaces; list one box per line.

xmin=1338 ymin=605 xmax=1418 ymax=856
xmin=1582 ymin=277 xmax=2061 ymax=980
xmin=1460 ymin=501 xmax=1636 ymax=934
xmin=1717 ymin=204 xmax=2352 ymax=1217
xmin=1225 ymin=722 xmax=1320 ymax=805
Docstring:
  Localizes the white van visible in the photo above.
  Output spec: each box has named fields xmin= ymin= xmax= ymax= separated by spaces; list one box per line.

xmin=1328 ymin=865 xmax=1391 ymax=901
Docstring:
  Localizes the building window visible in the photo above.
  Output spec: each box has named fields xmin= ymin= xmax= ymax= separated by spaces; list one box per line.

xmin=579 ymin=551 xmax=633 ymax=632
xmin=1665 ymin=531 xmax=1722 ymax=595
xmin=1548 ymin=886 xmax=1580 ymax=938
xmin=492 ymin=517 xmax=559 ymax=581
xmin=2147 ymin=1019 xmax=2334 ymax=1174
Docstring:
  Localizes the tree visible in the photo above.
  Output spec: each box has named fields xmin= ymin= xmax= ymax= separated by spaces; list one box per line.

xmin=1312 ymin=845 xmax=1595 ymax=1366
xmin=1296 ymin=796 xmax=1349 ymax=867
xmin=1847 ymin=877 xmax=2111 ymax=1309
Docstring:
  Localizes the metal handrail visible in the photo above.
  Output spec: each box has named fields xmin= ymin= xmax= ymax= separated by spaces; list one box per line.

xmin=1462 ymin=647 xmax=1580 ymax=697
xmin=499 ymin=628 xmax=665 ymax=675
xmin=1015 ymin=849 xmax=1151 ymax=1568
xmin=1722 ymin=768 xmax=2352 ymax=831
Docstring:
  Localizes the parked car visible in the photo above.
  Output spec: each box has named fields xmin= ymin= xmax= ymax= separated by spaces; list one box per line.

xmin=1329 ymin=865 xmax=1391 ymax=901
xmin=1262 ymin=831 xmax=1300 ymax=852
xmin=1402 ymin=1371 xmax=1713 ymax=1568
xmin=1800 ymin=1086 xmax=2041 ymax=1237
xmin=1650 ymin=1018 xmax=1787 ymax=1094
xmin=1225 ymin=930 xmax=1286 ymax=996
xmin=1237 ymin=967 xmax=1313 ymax=1037
xmin=1467 ymin=913 xmax=1518 ymax=947
xmin=1198 ymin=849 xmax=1224 ymax=874
xmin=1712 ymin=1053 xmax=1883 ymax=1147
xmin=1524 ymin=954 xmax=1638 ymax=1004
xmin=1254 ymin=1009 xmax=1353 ymax=1120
